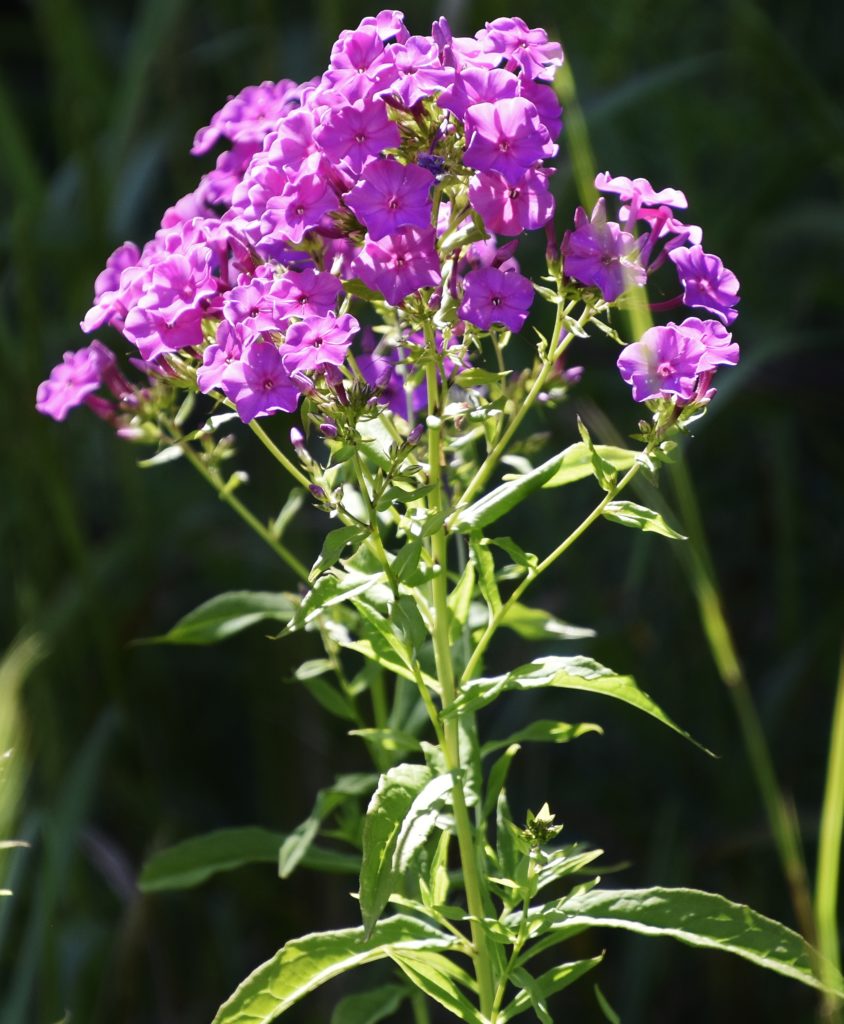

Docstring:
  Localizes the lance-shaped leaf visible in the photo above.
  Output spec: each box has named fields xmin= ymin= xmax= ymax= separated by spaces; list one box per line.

xmin=541 ymin=443 xmax=637 ymax=488
xmin=141 ymin=591 xmax=296 ymax=645
xmin=279 ymin=774 xmax=377 ymax=879
xmin=500 ymin=957 xmax=603 ymax=1021
xmin=445 ymin=656 xmax=712 ymax=754
xmin=602 ymin=501 xmax=686 ymax=540
xmin=393 ymin=772 xmax=454 ymax=873
xmin=330 ymin=984 xmax=406 ymax=1024
xmin=212 ymin=915 xmax=457 ymax=1024
xmin=390 ymin=949 xmax=482 ymax=1024
xmin=499 ymin=603 xmax=595 ymax=642
xmin=138 ymin=827 xmax=358 ymax=893
xmin=481 ymin=721 xmax=603 ymax=758
xmin=360 ymin=764 xmax=432 ymax=936
xmin=453 ymin=449 xmax=577 ymax=533
xmin=521 ymin=887 xmax=844 ymax=997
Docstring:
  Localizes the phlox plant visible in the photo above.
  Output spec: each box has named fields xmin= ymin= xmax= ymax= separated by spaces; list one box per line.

xmin=35 ymin=10 xmax=842 ymax=1023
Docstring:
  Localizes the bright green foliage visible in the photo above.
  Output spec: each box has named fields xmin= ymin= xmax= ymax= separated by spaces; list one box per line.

xmin=143 ymin=591 xmax=296 ymax=645
xmin=139 ymin=827 xmax=358 ymax=893
xmin=211 ymin=916 xmax=459 ymax=1024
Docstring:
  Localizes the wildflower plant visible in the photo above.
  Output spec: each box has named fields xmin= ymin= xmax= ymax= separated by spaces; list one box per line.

xmin=36 ymin=10 xmax=842 ymax=1022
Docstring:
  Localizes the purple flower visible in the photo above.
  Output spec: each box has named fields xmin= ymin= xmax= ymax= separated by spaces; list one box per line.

xmin=261 ymin=154 xmax=339 ymax=246
xmin=36 ymin=341 xmax=118 ymax=422
xmin=617 ymin=318 xmax=738 ymax=404
xmin=122 ymin=306 xmax=205 ymax=361
xmin=617 ymin=324 xmax=706 ymax=403
xmin=228 ymin=340 xmax=301 ymax=422
xmin=353 ymin=227 xmax=440 ymax=305
xmin=437 ymin=67 xmax=519 ymax=122
xmin=669 ymin=245 xmax=740 ymax=325
xmin=268 ymin=268 xmax=342 ymax=322
xmin=562 ymin=199 xmax=645 ymax=302
xmin=314 ymin=99 xmax=400 ymax=176
xmin=459 ymin=266 xmax=534 ymax=331
xmin=680 ymin=317 xmax=740 ymax=372
xmin=197 ymin=320 xmax=248 ymax=396
xmin=469 ymin=167 xmax=555 ymax=236
xmin=481 ymin=17 xmax=564 ymax=82
xmin=372 ymin=36 xmax=454 ymax=108
xmin=463 ymin=98 xmax=550 ymax=185
xmin=345 ymin=158 xmax=434 ymax=240
xmin=595 ymin=172 xmax=688 ymax=210
xmin=283 ymin=312 xmax=360 ymax=373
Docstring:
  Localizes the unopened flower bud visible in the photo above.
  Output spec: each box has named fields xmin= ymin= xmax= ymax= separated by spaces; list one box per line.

xmin=318 ymin=421 xmax=338 ymax=439
xmin=407 ymin=423 xmax=424 ymax=445
xmin=290 ymin=427 xmax=305 ymax=450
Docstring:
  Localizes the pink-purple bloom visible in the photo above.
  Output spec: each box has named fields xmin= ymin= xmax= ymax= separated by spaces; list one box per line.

xmin=468 ymin=167 xmax=554 ymax=235
xmin=353 ymin=227 xmax=440 ymax=305
xmin=562 ymin=200 xmax=645 ymax=302
xmin=459 ymin=266 xmax=534 ymax=332
xmin=669 ymin=245 xmax=740 ymax=325
xmin=228 ymin=341 xmax=301 ymax=421
xmin=36 ymin=341 xmax=120 ymax=422
xmin=345 ymin=158 xmax=434 ymax=240
xmin=463 ymin=98 xmax=551 ymax=185
xmin=617 ymin=318 xmax=739 ymax=404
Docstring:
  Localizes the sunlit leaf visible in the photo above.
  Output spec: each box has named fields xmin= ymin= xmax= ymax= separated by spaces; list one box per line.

xmin=139 ymin=591 xmax=296 ymax=645
xmin=602 ymin=501 xmax=686 ymax=540
xmin=447 ymin=656 xmax=712 ymax=754
xmin=360 ymin=764 xmax=432 ymax=936
xmin=212 ymin=915 xmax=457 ymax=1024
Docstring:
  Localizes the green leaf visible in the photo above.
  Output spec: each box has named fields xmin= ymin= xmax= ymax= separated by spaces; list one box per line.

xmin=138 ymin=827 xmax=358 ymax=893
xmin=280 ymin=774 xmax=377 ymax=880
xmin=542 ymin=443 xmax=637 ymax=488
xmin=500 ymin=957 xmax=602 ymax=1021
xmin=390 ymin=949 xmax=483 ymax=1024
xmin=392 ymin=538 xmax=425 ymax=584
xmin=310 ymin=526 xmax=369 ymax=581
xmin=541 ymin=887 xmax=844 ymax=996
xmin=448 ymin=562 xmax=476 ymax=634
xmin=509 ymin=968 xmax=552 ymax=1024
xmin=211 ymin=915 xmax=456 ymax=1024
xmin=287 ymin=571 xmax=390 ymax=632
xmin=482 ymin=744 xmax=521 ymax=822
xmin=481 ymin=721 xmax=603 ymax=757
xmin=470 ymin=534 xmax=501 ymax=615
xmin=140 ymin=827 xmax=281 ymax=892
xmin=393 ymin=772 xmax=453 ymax=872
xmin=330 ymin=984 xmax=406 ymax=1024
xmin=447 ymin=656 xmax=712 ymax=755
xmin=499 ymin=604 xmax=595 ymax=642
xmin=141 ymin=591 xmax=296 ymax=645
xmin=594 ymin=984 xmax=621 ymax=1024
xmin=454 ymin=449 xmax=581 ymax=533
xmin=602 ymin=501 xmax=686 ymax=540
xmin=360 ymin=764 xmax=432 ymax=936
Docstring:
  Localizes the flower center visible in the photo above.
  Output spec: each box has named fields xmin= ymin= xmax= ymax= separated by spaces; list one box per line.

xmin=657 ymin=361 xmax=675 ymax=378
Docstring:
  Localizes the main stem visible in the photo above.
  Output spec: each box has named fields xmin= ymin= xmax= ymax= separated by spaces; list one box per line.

xmin=425 ymin=361 xmax=496 ymax=1019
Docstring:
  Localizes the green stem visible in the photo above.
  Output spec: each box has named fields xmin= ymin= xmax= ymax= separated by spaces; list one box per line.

xmin=815 ymin=644 xmax=844 ymax=1021
xmin=425 ymin=360 xmax=496 ymax=1020
xmin=669 ymin=452 xmax=817 ymax=946
xmin=462 ymin=455 xmax=646 ymax=686
xmin=455 ymin=300 xmax=585 ymax=513
xmin=165 ymin=422 xmax=309 ymax=580
xmin=247 ymin=419 xmax=312 ymax=489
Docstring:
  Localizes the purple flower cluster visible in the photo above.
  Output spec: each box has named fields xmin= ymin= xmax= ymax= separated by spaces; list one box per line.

xmin=560 ymin=171 xmax=741 ymax=404
xmin=36 ymin=11 xmax=738 ymax=428
xmin=38 ymin=11 xmax=564 ymax=426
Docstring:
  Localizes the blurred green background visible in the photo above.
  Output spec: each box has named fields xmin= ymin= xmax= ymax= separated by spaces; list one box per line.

xmin=1 ymin=0 xmax=843 ymax=1020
